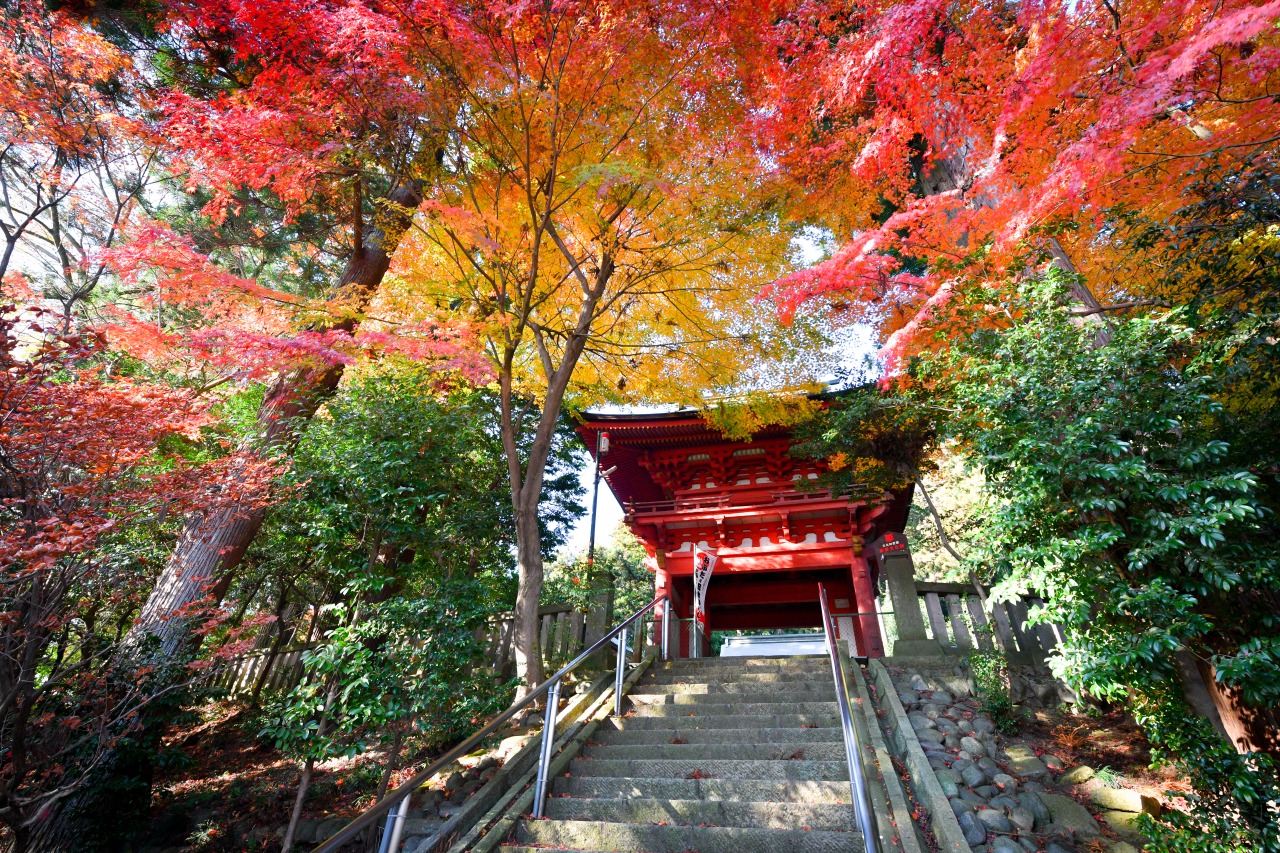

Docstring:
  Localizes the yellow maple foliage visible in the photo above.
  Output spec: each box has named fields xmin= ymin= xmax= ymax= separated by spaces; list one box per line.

xmin=370 ymin=1 xmax=822 ymax=690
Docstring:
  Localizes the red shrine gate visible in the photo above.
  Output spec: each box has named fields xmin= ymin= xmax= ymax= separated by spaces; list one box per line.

xmin=577 ymin=410 xmax=914 ymax=658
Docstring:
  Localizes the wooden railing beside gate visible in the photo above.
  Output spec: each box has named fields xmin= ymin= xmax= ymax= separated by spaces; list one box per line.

xmin=913 ymin=582 xmax=1065 ymax=666
xmin=483 ymin=603 xmax=586 ymax=678
xmin=207 ymin=643 xmax=317 ymax=696
xmin=210 ymin=585 xmax=1066 ymax=695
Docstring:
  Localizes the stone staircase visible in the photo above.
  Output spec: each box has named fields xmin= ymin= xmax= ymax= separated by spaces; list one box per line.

xmin=498 ymin=655 xmax=870 ymax=853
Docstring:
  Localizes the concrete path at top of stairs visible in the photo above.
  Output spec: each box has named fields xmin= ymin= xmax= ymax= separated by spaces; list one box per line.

xmin=498 ymin=656 xmax=873 ymax=853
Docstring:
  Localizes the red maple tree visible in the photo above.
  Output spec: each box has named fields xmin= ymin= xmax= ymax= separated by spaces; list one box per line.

xmin=93 ymin=0 xmax=479 ymax=664
xmin=0 ymin=308 xmax=276 ymax=851
xmin=761 ymin=0 xmax=1280 ymax=370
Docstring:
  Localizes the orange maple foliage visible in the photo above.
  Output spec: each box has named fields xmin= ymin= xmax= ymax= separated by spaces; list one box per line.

xmin=0 ymin=1 xmax=133 ymax=161
xmin=83 ymin=0 xmax=480 ymax=383
xmin=350 ymin=0 xmax=813 ymax=694
xmin=384 ymin=1 xmax=797 ymax=409
xmin=761 ymin=0 xmax=1280 ymax=371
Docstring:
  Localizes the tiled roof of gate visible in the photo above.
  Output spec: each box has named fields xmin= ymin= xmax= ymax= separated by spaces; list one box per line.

xmin=575 ymin=408 xmax=914 ymax=540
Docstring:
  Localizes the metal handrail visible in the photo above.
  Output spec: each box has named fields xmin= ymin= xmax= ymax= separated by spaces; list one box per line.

xmin=818 ymin=583 xmax=882 ymax=853
xmin=310 ymin=593 xmax=671 ymax=853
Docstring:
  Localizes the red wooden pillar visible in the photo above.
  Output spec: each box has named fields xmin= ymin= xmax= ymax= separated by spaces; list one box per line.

xmin=851 ymin=553 xmax=885 ymax=657
xmin=652 ymin=563 xmax=695 ymax=658
xmin=653 ymin=563 xmax=674 ymax=656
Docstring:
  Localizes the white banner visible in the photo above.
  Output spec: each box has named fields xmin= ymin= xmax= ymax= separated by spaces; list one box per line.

xmin=692 ymin=546 xmax=717 ymax=635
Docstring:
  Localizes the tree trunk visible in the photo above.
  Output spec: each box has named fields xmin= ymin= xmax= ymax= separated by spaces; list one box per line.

xmin=1047 ymin=238 xmax=1114 ymax=348
xmin=1174 ymin=648 xmax=1231 ymax=742
xmin=283 ymin=678 xmax=337 ymax=853
xmin=511 ymin=503 xmax=547 ymax=695
xmin=375 ymin=728 xmax=406 ymax=804
xmin=128 ymin=179 xmax=424 ymax=662
xmin=504 ymin=295 xmax=604 ymax=696
xmin=506 ymin=375 xmax=593 ymax=696
xmin=504 ymin=373 xmax=594 ymax=699
xmin=281 ymin=756 xmax=316 ymax=853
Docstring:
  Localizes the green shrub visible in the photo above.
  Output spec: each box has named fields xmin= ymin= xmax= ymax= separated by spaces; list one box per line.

xmin=1134 ymin=686 xmax=1280 ymax=853
xmin=1093 ymin=766 xmax=1123 ymax=788
xmin=968 ymin=648 xmax=1019 ymax=734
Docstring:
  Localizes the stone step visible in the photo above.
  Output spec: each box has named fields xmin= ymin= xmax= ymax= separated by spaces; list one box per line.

xmin=654 ymin=657 xmax=829 ymax=671
xmin=651 ymin=666 xmax=829 ymax=677
xmin=643 ymin=671 xmax=831 ymax=684
xmin=630 ymin=681 xmax=835 ymax=697
xmin=568 ymin=757 xmax=850 ymax=781
xmin=552 ymin=776 xmax=853 ymax=803
xmin=632 ymin=686 xmax=831 ymax=700
xmin=489 ymin=653 xmax=892 ymax=853
xmin=628 ymin=690 xmax=832 ymax=706
xmin=594 ymin=725 xmax=843 ymax=745
xmin=543 ymin=797 xmax=856 ymax=831
xmin=512 ymin=818 xmax=859 ymax=852
xmin=582 ymin=741 xmax=847 ymax=762
xmin=603 ymin=713 xmax=842 ymax=731
xmin=628 ymin=700 xmax=839 ymax=717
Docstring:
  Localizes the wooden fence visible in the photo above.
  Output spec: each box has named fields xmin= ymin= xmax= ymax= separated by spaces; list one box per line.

xmin=206 ymin=643 xmax=316 ymax=696
xmin=208 ymin=603 xmax=588 ymax=698
xmin=913 ymin=582 xmax=1065 ymax=666
xmin=483 ymin=603 xmax=586 ymax=678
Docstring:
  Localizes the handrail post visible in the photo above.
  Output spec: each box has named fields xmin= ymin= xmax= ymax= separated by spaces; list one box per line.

xmin=375 ymin=795 xmax=401 ymax=853
xmin=614 ymin=626 xmax=629 ymax=716
xmin=385 ymin=793 xmax=411 ymax=853
xmin=661 ymin=598 xmax=671 ymax=661
xmin=531 ymin=678 xmax=562 ymax=819
xmin=819 ymin=584 xmax=882 ymax=853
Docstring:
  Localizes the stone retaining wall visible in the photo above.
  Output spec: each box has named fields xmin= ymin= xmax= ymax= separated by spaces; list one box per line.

xmin=876 ymin=660 xmax=1127 ymax=853
xmin=866 ymin=659 xmax=973 ymax=853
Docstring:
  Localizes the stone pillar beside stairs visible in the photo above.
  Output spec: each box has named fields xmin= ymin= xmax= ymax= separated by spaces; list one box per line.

xmin=869 ymin=533 xmax=944 ymax=658
xmin=584 ymin=569 xmax=615 ymax=665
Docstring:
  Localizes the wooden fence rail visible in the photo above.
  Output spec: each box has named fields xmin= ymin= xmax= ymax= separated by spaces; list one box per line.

xmin=206 ymin=643 xmax=317 ymax=696
xmin=208 ymin=603 xmax=589 ymax=698
xmin=913 ymin=582 xmax=1066 ymax=666
xmin=482 ymin=604 xmax=586 ymax=679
